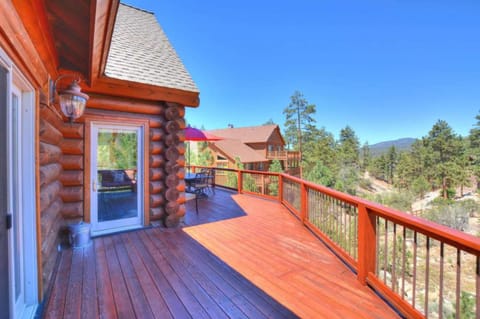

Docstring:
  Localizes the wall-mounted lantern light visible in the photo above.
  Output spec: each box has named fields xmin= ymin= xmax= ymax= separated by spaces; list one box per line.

xmin=55 ymin=75 xmax=89 ymax=122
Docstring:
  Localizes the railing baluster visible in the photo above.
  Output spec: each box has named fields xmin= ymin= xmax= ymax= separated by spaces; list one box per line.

xmin=384 ymin=220 xmax=388 ymax=284
xmin=413 ymin=231 xmax=417 ymax=309
xmin=401 ymin=227 xmax=406 ymax=300
xmin=455 ymin=249 xmax=461 ymax=319
xmin=376 ymin=217 xmax=380 ymax=276
xmin=476 ymin=256 xmax=479 ymax=319
xmin=439 ymin=243 xmax=444 ymax=319
xmin=425 ymin=237 xmax=430 ymax=318
xmin=392 ymin=224 xmax=397 ymax=293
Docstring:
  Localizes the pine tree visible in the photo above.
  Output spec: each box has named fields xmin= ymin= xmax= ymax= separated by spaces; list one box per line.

xmin=283 ymin=91 xmax=316 ymax=176
xmin=425 ymin=120 xmax=462 ymax=198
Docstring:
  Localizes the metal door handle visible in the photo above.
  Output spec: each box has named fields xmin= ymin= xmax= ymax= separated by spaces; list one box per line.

xmin=93 ymin=180 xmax=97 ymax=192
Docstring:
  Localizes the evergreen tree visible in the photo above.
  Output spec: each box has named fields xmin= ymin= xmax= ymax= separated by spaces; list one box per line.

xmin=386 ymin=145 xmax=398 ymax=184
xmin=469 ymin=110 xmax=480 ymax=189
xmin=425 ymin=120 xmax=462 ymax=198
xmin=337 ymin=126 xmax=360 ymax=167
xmin=302 ymin=126 xmax=337 ymax=174
xmin=360 ymin=142 xmax=371 ymax=173
xmin=305 ymin=161 xmax=335 ymax=187
xmin=268 ymin=159 xmax=283 ymax=195
xmin=197 ymin=141 xmax=214 ymax=166
xmin=335 ymin=126 xmax=360 ymax=194
xmin=283 ymin=91 xmax=316 ymax=175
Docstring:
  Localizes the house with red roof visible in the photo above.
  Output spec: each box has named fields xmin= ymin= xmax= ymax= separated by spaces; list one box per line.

xmin=206 ymin=125 xmax=300 ymax=174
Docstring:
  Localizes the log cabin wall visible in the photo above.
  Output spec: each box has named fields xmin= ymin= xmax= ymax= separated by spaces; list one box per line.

xmin=82 ymin=96 xmax=187 ymax=228
xmin=38 ymin=94 xmax=65 ymax=294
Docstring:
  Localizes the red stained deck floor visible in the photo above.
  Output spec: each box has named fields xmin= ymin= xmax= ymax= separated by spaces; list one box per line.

xmin=43 ymin=189 xmax=400 ymax=318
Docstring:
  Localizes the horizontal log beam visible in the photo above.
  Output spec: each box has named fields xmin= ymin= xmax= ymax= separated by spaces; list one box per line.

xmin=88 ymin=77 xmax=199 ymax=107
xmin=60 ymin=170 xmax=83 ymax=187
xmin=150 ymin=194 xmax=165 ymax=208
xmin=149 ymin=207 xmax=165 ymax=221
xmin=40 ymin=118 xmax=63 ymax=145
xmin=149 ymin=181 xmax=164 ymax=194
xmin=60 ymin=123 xmax=83 ymax=139
xmin=60 ymin=186 xmax=83 ymax=202
xmin=60 ymin=139 xmax=84 ymax=155
xmin=60 ymin=155 xmax=83 ymax=170
xmin=39 ymin=142 xmax=62 ymax=165
xmin=40 ymin=198 xmax=62 ymax=241
xmin=40 ymin=181 xmax=62 ymax=212
xmin=40 ymin=163 xmax=63 ymax=186
xmin=87 ymin=94 xmax=166 ymax=115
xmin=151 ymin=141 xmax=164 ymax=155
xmin=150 ymin=155 xmax=165 ymax=168
xmin=150 ymin=128 xmax=164 ymax=142
xmin=61 ymin=201 xmax=83 ymax=219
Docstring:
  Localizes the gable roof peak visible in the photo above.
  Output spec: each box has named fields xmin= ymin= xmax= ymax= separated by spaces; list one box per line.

xmin=119 ymin=3 xmax=154 ymax=15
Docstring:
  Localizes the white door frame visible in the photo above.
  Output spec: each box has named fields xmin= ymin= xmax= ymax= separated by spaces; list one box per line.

xmin=1 ymin=47 xmax=38 ymax=319
xmin=90 ymin=122 xmax=144 ymax=236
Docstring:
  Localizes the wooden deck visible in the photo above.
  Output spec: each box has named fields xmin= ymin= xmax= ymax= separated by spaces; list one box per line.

xmin=43 ymin=189 xmax=400 ymax=318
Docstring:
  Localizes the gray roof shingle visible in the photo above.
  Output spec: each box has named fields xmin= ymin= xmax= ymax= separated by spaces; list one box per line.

xmin=212 ymin=139 xmax=269 ymax=163
xmin=104 ymin=4 xmax=199 ymax=93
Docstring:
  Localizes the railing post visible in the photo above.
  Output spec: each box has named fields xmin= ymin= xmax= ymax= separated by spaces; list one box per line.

xmin=300 ymin=181 xmax=307 ymax=223
xmin=357 ymin=204 xmax=376 ymax=285
xmin=278 ymin=174 xmax=283 ymax=203
xmin=237 ymin=169 xmax=243 ymax=193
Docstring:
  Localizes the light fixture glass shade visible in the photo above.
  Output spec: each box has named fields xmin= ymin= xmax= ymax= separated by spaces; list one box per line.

xmin=58 ymin=80 xmax=89 ymax=122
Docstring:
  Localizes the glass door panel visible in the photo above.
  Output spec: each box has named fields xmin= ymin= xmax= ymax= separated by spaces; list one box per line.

xmin=91 ymin=124 xmax=143 ymax=234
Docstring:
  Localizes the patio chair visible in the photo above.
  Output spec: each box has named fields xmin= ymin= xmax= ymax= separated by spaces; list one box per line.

xmin=189 ymin=172 xmax=209 ymax=214
xmin=201 ymin=168 xmax=215 ymax=194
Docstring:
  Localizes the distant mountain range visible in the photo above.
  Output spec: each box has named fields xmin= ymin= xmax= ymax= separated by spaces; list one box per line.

xmin=369 ymin=138 xmax=417 ymax=157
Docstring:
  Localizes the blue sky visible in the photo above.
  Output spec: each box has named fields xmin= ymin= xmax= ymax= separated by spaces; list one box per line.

xmin=123 ymin=0 xmax=480 ymax=144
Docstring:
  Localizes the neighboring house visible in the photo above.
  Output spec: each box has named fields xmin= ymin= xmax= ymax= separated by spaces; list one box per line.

xmin=206 ymin=125 xmax=300 ymax=174
xmin=0 ymin=2 xmax=197 ymax=318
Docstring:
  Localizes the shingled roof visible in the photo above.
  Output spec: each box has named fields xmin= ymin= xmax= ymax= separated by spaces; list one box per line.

xmin=207 ymin=125 xmax=284 ymax=144
xmin=212 ymin=139 xmax=269 ymax=163
xmin=104 ymin=4 xmax=199 ymax=93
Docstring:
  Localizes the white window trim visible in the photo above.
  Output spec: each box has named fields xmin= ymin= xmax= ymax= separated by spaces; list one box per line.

xmin=0 ymin=47 xmax=38 ymax=318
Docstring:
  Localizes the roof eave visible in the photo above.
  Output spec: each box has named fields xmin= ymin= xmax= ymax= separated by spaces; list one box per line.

xmin=88 ymin=75 xmax=200 ymax=107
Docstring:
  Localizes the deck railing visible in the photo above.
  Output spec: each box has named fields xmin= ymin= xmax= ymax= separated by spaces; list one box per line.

xmin=189 ymin=165 xmax=480 ymax=319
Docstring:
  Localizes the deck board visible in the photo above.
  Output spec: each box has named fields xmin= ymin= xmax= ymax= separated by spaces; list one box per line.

xmin=43 ymin=189 xmax=399 ymax=319
xmin=184 ymin=192 xmax=400 ymax=319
